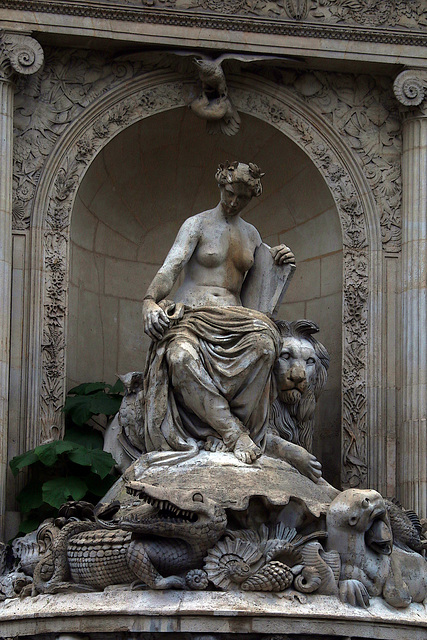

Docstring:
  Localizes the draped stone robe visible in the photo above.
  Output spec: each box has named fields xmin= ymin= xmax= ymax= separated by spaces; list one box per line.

xmin=143 ymin=305 xmax=281 ymax=456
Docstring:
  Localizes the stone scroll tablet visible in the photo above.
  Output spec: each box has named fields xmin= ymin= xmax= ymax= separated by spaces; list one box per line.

xmin=240 ymin=242 xmax=296 ymax=317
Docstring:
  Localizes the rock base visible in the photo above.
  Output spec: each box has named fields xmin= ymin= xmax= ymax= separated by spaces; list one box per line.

xmin=0 ymin=591 xmax=425 ymax=640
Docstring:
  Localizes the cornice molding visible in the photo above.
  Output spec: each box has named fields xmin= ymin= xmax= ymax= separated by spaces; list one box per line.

xmin=0 ymin=30 xmax=44 ymax=81
xmin=1 ymin=1 xmax=427 ymax=48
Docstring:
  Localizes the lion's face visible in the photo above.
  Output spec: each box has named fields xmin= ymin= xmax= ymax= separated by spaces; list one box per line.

xmin=274 ymin=336 xmax=317 ymax=405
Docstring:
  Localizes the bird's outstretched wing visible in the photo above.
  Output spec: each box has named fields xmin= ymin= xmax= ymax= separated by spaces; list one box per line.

xmin=215 ymin=52 xmax=305 ymax=66
xmin=113 ymin=49 xmax=203 ymax=76
xmin=113 ymin=50 xmax=303 ymax=72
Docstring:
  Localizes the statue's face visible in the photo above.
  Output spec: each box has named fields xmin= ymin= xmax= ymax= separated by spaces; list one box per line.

xmin=219 ymin=182 xmax=253 ymax=216
xmin=274 ymin=336 xmax=317 ymax=404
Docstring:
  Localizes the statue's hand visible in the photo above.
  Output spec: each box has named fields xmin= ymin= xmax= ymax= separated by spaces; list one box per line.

xmin=270 ymin=244 xmax=296 ymax=265
xmin=143 ymin=300 xmax=170 ymax=341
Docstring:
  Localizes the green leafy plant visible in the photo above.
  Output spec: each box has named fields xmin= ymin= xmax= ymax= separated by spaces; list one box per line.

xmin=63 ymin=379 xmax=124 ymax=427
xmin=10 ymin=379 xmax=124 ymax=534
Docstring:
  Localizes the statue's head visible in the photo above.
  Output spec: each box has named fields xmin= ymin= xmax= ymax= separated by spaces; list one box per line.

xmin=327 ymin=489 xmax=392 ymax=555
xmin=215 ymin=161 xmax=264 ymax=198
xmin=270 ymin=319 xmax=330 ymax=452
xmin=274 ymin=319 xmax=329 ymax=405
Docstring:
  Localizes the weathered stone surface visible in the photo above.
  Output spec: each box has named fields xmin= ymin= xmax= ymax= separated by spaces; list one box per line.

xmin=105 ymin=451 xmax=339 ymax=520
xmin=0 ymin=590 xmax=425 ymax=639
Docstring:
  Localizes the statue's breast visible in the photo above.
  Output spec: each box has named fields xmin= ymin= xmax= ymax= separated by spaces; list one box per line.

xmin=196 ymin=243 xmax=228 ymax=268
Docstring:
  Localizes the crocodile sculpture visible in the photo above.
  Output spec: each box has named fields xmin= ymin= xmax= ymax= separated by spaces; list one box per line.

xmin=32 ymin=483 xmax=227 ymax=593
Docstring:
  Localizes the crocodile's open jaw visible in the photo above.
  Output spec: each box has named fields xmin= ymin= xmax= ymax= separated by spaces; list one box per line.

xmin=126 ymin=485 xmax=198 ymax=523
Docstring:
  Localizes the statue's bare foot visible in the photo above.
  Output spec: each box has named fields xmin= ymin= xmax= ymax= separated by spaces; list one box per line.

xmin=287 ymin=445 xmax=322 ymax=483
xmin=205 ymin=436 xmax=228 ymax=453
xmin=233 ymin=434 xmax=261 ymax=464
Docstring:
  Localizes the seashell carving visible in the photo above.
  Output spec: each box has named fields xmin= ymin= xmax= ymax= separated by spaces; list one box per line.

xmin=299 ymin=541 xmax=340 ymax=595
xmin=185 ymin=568 xmax=209 ymax=590
xmin=241 ymin=560 xmax=294 ymax=592
xmin=226 ymin=523 xmax=303 ymax=565
xmin=204 ymin=537 xmax=263 ymax=590
xmin=294 ymin=565 xmax=322 ymax=593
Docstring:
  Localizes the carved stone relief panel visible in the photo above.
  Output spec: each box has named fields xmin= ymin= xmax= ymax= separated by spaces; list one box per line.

xmin=3 ymin=0 xmax=427 ymax=38
xmin=12 ymin=49 xmax=143 ymax=229
xmin=254 ymin=69 xmax=402 ymax=252
xmin=12 ymin=49 xmax=391 ymax=488
xmin=38 ymin=79 xmax=185 ymax=443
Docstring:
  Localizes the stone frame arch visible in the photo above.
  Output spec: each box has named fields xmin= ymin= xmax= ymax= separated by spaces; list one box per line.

xmin=27 ymin=71 xmax=381 ymax=489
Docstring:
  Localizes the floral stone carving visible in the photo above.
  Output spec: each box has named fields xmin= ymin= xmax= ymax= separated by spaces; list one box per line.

xmin=6 ymin=0 xmax=427 ymax=36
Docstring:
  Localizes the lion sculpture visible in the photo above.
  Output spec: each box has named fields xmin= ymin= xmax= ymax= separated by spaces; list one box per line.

xmin=270 ymin=319 xmax=330 ymax=453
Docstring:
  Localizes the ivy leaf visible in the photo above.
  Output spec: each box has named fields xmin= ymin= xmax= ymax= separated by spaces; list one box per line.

xmin=67 ymin=445 xmax=92 ymax=467
xmin=19 ymin=517 xmax=42 ymax=535
xmin=67 ymin=447 xmax=116 ymax=478
xmin=85 ymin=472 xmax=117 ymax=497
xmin=108 ymin=379 xmax=125 ymax=394
xmin=87 ymin=450 xmax=116 ymax=479
xmin=17 ymin=484 xmax=44 ymax=513
xmin=88 ymin=394 xmax=122 ymax=418
xmin=42 ymin=477 xmax=88 ymax=509
xmin=67 ymin=382 xmax=108 ymax=395
xmin=63 ymin=395 xmax=95 ymax=426
xmin=65 ymin=426 xmax=104 ymax=450
xmin=10 ymin=450 xmax=39 ymax=476
xmin=34 ymin=441 xmax=77 ymax=467
xmin=64 ymin=393 xmax=122 ymax=426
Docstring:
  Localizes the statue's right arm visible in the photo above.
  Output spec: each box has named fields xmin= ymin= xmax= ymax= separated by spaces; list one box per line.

xmin=143 ymin=217 xmax=200 ymax=340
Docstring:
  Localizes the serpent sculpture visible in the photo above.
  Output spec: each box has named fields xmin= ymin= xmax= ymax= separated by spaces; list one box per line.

xmin=32 ymin=483 xmax=227 ymax=594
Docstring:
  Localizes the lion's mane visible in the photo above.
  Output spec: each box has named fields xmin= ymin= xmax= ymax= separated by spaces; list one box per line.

xmin=270 ymin=319 xmax=330 ymax=453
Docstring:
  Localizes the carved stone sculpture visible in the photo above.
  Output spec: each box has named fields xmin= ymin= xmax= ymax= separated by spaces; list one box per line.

xmin=105 ymin=320 xmax=327 ymax=483
xmin=30 ymin=451 xmax=340 ymax=595
xmin=121 ymin=51 xmax=300 ymax=136
xmin=32 ymin=484 xmax=227 ymax=594
xmin=141 ymin=161 xmax=296 ymax=466
xmin=186 ymin=53 xmax=298 ymax=136
xmin=5 ymin=156 xmax=426 ymax=614
xmin=326 ymin=489 xmax=427 ymax=608
xmin=270 ymin=319 xmax=330 ymax=453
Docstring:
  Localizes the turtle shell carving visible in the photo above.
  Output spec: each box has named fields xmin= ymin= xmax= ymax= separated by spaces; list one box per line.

xmin=106 ymin=451 xmax=339 ymax=529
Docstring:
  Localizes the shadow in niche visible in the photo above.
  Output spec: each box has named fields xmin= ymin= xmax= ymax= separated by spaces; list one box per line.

xmin=67 ymin=106 xmax=343 ymax=486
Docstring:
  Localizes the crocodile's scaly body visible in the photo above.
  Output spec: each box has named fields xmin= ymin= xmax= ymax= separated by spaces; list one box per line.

xmin=33 ymin=483 xmax=227 ymax=593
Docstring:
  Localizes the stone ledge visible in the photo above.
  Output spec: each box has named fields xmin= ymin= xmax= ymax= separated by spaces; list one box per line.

xmin=0 ymin=591 xmax=425 ymax=639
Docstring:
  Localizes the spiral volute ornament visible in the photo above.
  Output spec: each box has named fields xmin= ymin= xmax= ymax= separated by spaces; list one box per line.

xmin=393 ymin=69 xmax=427 ymax=107
xmin=0 ymin=32 xmax=44 ymax=78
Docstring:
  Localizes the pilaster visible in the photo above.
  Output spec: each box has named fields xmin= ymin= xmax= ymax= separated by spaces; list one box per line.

xmin=0 ymin=30 xmax=43 ymax=538
xmin=393 ymin=69 xmax=427 ymax=517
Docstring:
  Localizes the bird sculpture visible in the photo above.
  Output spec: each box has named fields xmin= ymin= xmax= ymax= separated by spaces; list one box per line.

xmin=114 ymin=49 xmax=303 ymax=136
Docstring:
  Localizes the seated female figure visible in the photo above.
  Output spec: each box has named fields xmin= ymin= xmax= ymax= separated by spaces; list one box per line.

xmin=142 ymin=162 xmax=296 ymax=465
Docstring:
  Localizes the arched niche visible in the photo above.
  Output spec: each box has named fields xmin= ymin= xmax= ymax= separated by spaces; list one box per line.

xmin=28 ymin=73 xmax=380 ymax=490
xmin=67 ymin=107 xmax=342 ymax=483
